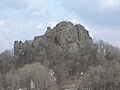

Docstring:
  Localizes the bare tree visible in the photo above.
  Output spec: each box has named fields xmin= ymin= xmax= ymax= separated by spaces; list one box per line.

xmin=6 ymin=62 xmax=59 ymax=90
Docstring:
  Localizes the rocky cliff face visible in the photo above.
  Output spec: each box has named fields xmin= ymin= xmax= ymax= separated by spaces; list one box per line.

xmin=14 ymin=21 xmax=98 ymax=87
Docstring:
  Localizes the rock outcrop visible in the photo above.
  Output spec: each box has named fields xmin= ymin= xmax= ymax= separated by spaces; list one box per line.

xmin=14 ymin=21 xmax=98 ymax=88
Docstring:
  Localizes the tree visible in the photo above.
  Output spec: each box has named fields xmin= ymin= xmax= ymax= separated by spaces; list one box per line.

xmin=6 ymin=62 xmax=59 ymax=90
xmin=96 ymin=40 xmax=120 ymax=62
xmin=0 ymin=50 xmax=14 ymax=90
xmin=0 ymin=50 xmax=13 ymax=73
xmin=78 ymin=61 xmax=120 ymax=90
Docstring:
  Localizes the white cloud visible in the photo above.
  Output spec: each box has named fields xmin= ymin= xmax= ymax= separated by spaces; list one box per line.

xmin=27 ymin=0 xmax=44 ymax=11
xmin=0 ymin=37 xmax=11 ymax=52
xmin=87 ymin=25 xmax=120 ymax=48
xmin=0 ymin=20 xmax=5 ymax=26
xmin=37 ymin=23 xmax=44 ymax=29
xmin=0 ymin=0 xmax=29 ymax=9
xmin=69 ymin=18 xmax=80 ymax=25
xmin=100 ymin=0 xmax=120 ymax=9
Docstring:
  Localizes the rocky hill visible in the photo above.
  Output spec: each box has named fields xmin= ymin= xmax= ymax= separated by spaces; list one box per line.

xmin=14 ymin=21 xmax=99 ymax=89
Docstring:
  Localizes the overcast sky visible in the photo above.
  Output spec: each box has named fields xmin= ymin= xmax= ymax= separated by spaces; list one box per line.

xmin=0 ymin=0 xmax=120 ymax=52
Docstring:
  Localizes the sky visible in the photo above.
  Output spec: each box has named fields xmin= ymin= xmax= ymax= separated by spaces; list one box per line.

xmin=0 ymin=0 xmax=120 ymax=52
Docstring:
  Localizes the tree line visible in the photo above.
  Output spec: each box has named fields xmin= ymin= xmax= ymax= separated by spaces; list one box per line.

xmin=0 ymin=40 xmax=120 ymax=90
